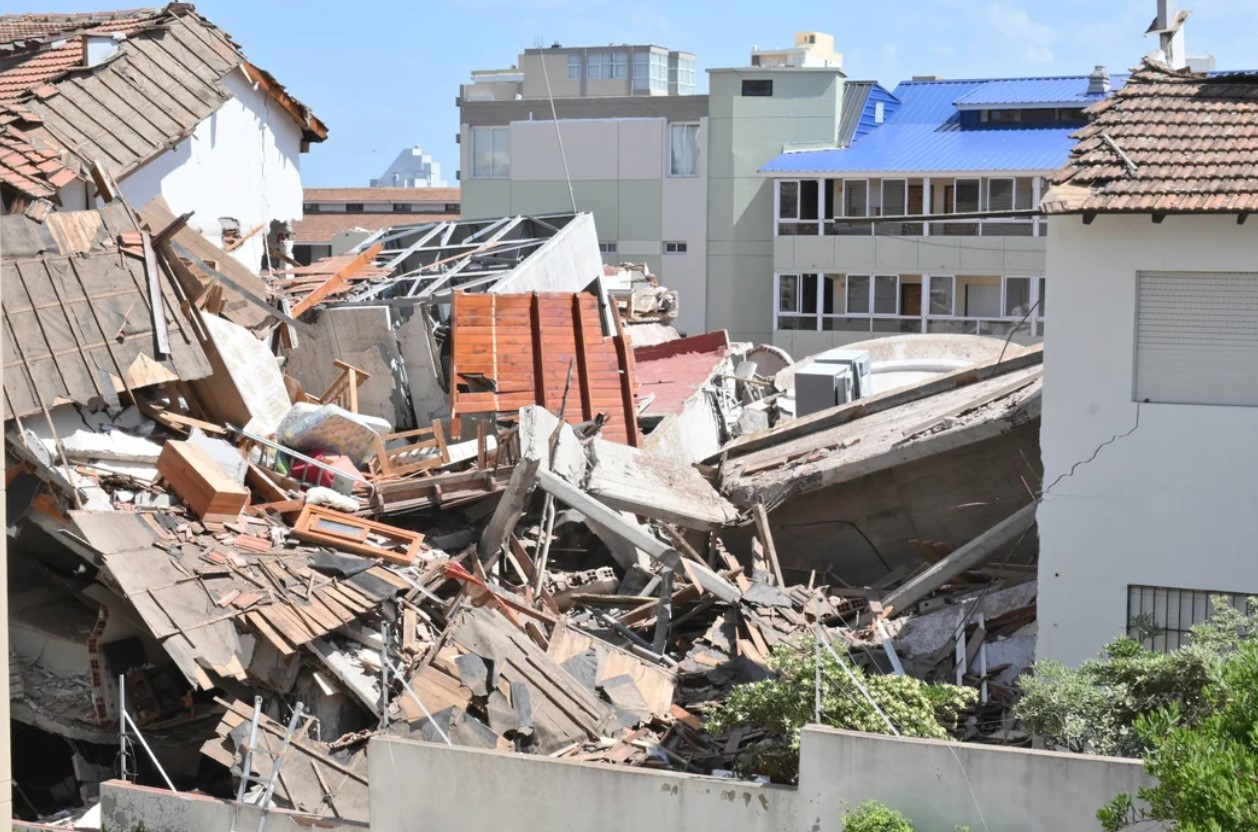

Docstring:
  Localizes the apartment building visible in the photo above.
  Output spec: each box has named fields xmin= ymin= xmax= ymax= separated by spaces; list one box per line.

xmin=760 ymin=70 xmax=1123 ymax=356
xmin=750 ymin=31 xmax=843 ymax=68
xmin=458 ymin=34 xmax=840 ymax=337
xmin=292 ymin=187 xmax=461 ymax=264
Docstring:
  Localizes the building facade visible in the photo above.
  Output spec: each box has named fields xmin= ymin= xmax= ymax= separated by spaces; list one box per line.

xmin=459 ymin=42 xmax=707 ymax=334
xmin=759 ymin=72 xmax=1121 ymax=357
xmin=293 ymin=187 xmax=461 ymax=265
xmin=372 ymin=145 xmax=450 ymax=188
xmin=1037 ymin=60 xmax=1258 ymax=664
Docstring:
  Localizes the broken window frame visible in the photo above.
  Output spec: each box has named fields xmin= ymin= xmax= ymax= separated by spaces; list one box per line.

xmin=471 ymin=126 xmax=510 ymax=179
xmin=668 ymin=122 xmax=700 ymax=178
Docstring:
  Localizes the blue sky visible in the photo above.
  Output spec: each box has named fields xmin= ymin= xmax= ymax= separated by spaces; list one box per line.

xmin=17 ymin=0 xmax=1258 ymax=186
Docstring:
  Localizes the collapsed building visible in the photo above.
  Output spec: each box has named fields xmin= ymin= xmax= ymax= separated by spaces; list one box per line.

xmin=0 ymin=6 xmax=1048 ymax=831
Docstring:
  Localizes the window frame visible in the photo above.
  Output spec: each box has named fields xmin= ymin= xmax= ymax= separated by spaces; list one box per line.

xmin=954 ymin=178 xmax=982 ymax=214
xmin=872 ymin=274 xmax=901 ymax=316
xmin=1002 ymin=275 xmax=1033 ymax=318
xmin=880 ymin=178 xmax=908 ymax=217
xmin=668 ymin=122 xmax=700 ymax=178
xmin=842 ymin=179 xmax=870 ymax=218
xmin=874 ymin=101 xmax=886 ymax=124
xmin=741 ymin=79 xmax=773 ymax=97
xmin=664 ymin=240 xmax=688 ymax=254
xmin=987 ymin=177 xmax=1017 ymax=213
xmin=929 ymin=275 xmax=956 ymax=317
xmin=846 ymin=274 xmax=872 ymax=316
xmin=471 ymin=126 xmax=510 ymax=179
xmin=598 ymin=241 xmax=618 ymax=254
xmin=779 ymin=180 xmax=801 ymax=220
xmin=568 ymin=54 xmax=582 ymax=80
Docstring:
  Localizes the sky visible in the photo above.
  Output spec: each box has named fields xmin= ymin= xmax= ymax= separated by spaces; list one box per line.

xmin=16 ymin=0 xmax=1258 ymax=186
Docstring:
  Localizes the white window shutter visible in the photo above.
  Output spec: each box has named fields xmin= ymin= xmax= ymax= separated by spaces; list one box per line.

xmin=1135 ymin=272 xmax=1258 ymax=406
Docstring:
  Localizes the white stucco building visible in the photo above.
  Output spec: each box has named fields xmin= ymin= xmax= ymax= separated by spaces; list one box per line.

xmin=1036 ymin=59 xmax=1258 ymax=664
xmin=0 ymin=6 xmax=327 ymax=273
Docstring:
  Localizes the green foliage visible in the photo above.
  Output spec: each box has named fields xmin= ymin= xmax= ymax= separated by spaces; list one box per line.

xmin=1017 ymin=597 xmax=1258 ymax=757
xmin=705 ymin=636 xmax=975 ymax=780
xmin=841 ymin=800 xmax=915 ymax=832
xmin=1099 ymin=641 xmax=1258 ymax=831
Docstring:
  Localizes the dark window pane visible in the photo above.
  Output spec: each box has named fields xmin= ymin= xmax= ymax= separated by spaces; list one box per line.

xmin=779 ymin=181 xmax=799 ymax=219
xmin=742 ymin=79 xmax=773 ymax=97
xmin=801 ymin=273 xmax=818 ymax=314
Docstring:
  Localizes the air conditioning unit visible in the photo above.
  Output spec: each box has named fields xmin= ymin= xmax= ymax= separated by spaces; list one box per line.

xmin=812 ymin=348 xmax=873 ymax=399
xmin=794 ymin=363 xmax=854 ymax=416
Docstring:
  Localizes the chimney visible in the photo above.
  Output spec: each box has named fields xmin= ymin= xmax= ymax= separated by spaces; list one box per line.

xmin=1150 ymin=0 xmax=1189 ymax=70
xmin=1087 ymin=65 xmax=1111 ymax=95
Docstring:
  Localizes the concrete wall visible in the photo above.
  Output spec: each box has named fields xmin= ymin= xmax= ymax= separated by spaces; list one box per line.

xmin=493 ymin=211 xmax=605 ymax=295
xmin=367 ymin=725 xmax=1160 ymax=832
xmin=1037 ymin=214 xmax=1258 ymax=665
xmin=706 ymin=68 xmax=843 ymax=345
xmin=120 ymin=71 xmax=305 ymax=273
xmin=99 ymin=781 xmax=367 ymax=832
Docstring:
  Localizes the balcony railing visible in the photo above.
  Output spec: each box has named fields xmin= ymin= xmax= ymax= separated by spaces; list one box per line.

xmin=780 ymin=218 xmax=1038 ymax=237
xmin=777 ymin=314 xmax=1044 ymax=338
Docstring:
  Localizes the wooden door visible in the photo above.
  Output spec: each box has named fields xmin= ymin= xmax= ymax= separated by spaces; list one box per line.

xmin=901 ymin=283 xmax=922 ymax=317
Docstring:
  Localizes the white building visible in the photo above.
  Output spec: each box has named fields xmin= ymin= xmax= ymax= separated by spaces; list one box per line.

xmin=0 ymin=6 xmax=327 ymax=273
xmin=372 ymin=145 xmax=450 ymax=188
xmin=1036 ymin=58 xmax=1258 ymax=664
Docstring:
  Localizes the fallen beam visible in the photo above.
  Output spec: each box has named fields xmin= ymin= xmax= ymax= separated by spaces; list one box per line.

xmin=536 ymin=469 xmax=741 ymax=603
xmin=880 ymin=502 xmax=1038 ymax=615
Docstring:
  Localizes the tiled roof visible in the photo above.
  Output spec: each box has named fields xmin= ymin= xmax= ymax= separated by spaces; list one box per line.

xmin=1046 ymin=59 xmax=1258 ymax=215
xmin=0 ymin=116 xmax=75 ymax=199
xmin=634 ymin=331 xmax=730 ymax=418
xmin=304 ymin=187 xmax=461 ymax=203
xmin=761 ymin=74 xmax=1123 ymax=176
xmin=0 ymin=5 xmax=327 ymax=201
xmin=293 ymin=212 xmax=460 ymax=244
xmin=0 ymin=8 xmax=161 ymax=45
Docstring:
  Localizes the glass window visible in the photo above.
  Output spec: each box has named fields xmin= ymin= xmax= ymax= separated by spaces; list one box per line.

xmin=669 ymin=123 xmax=699 ymax=177
xmin=568 ymin=54 xmax=582 ymax=80
xmin=472 ymin=126 xmax=510 ymax=178
xmin=1037 ymin=277 xmax=1046 ymax=317
xmin=875 ymin=101 xmax=886 ymax=124
xmin=1021 ymin=107 xmax=1056 ymax=125
xmin=988 ymin=179 xmax=1015 ymax=212
xmin=874 ymin=275 xmax=899 ymax=314
xmin=800 ymin=273 xmax=819 ymax=314
xmin=986 ymin=109 xmax=1020 ymax=124
xmin=611 ymin=51 xmax=628 ymax=79
xmin=800 ymin=180 xmax=820 ymax=220
xmin=881 ymin=180 xmax=907 ymax=216
xmin=742 ymin=79 xmax=773 ymax=97
xmin=1004 ymin=276 xmax=1031 ymax=317
xmin=822 ymin=274 xmax=837 ymax=315
xmin=778 ymin=274 xmax=799 ymax=313
xmin=676 ymin=56 xmax=696 ymax=93
xmin=664 ymin=241 xmax=688 ymax=254
xmin=930 ymin=276 xmax=955 ymax=316
xmin=588 ymin=51 xmax=608 ymax=79
xmin=844 ymin=181 xmax=868 ymax=217
xmin=847 ymin=275 xmax=871 ymax=314
xmin=955 ymin=179 xmax=981 ymax=213
xmin=633 ymin=52 xmax=649 ymax=91
xmin=779 ymin=181 xmax=799 ymax=219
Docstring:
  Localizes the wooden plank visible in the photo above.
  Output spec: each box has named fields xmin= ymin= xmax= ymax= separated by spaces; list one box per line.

xmin=530 ymin=292 xmax=547 ymax=409
xmin=570 ymin=293 xmax=593 ymax=421
xmin=292 ymin=243 xmax=384 ymax=318
xmin=752 ymin=503 xmax=785 ymax=587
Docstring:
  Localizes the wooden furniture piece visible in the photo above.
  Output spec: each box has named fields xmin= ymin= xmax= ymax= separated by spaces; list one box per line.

xmin=371 ymin=420 xmax=450 ymax=479
xmin=291 ymin=505 xmax=424 ymax=565
xmin=157 ymin=440 xmax=250 ymax=522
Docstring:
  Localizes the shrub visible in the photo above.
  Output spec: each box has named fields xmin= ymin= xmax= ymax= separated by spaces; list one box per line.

xmin=841 ymin=800 xmax=915 ymax=832
xmin=705 ymin=635 xmax=975 ymax=780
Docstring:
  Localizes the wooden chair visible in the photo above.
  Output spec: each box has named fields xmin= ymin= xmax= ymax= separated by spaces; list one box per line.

xmin=371 ymin=420 xmax=451 ymax=479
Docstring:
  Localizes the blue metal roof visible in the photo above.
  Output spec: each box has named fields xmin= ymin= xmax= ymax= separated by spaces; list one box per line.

xmin=760 ymin=74 xmax=1126 ymax=176
xmin=953 ymin=75 xmax=1130 ymax=107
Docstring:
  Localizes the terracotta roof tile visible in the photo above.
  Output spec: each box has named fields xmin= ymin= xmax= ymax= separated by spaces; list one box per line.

xmin=1047 ymin=59 xmax=1258 ymax=215
xmin=293 ymin=212 xmax=460 ymax=244
xmin=0 ymin=8 xmax=161 ymax=45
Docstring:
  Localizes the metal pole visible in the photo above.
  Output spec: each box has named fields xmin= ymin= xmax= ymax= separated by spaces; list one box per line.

xmin=816 ymin=626 xmax=900 ymax=737
xmin=814 ymin=622 xmax=823 ymax=724
xmin=256 ymin=702 xmax=305 ymax=810
xmin=235 ymin=696 xmax=263 ymax=806
xmin=118 ymin=674 xmax=129 ymax=783
xmin=120 ymin=712 xmax=178 ymax=791
xmin=380 ymin=625 xmax=391 ymax=730
xmin=389 ymin=658 xmax=453 ymax=746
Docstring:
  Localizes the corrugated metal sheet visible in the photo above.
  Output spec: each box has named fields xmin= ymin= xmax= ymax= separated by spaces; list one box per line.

xmin=761 ymin=75 xmax=1105 ymax=175
xmin=954 ymin=75 xmax=1129 ymax=107
xmin=450 ymin=292 xmax=640 ymax=446
xmin=837 ymin=82 xmax=872 ymax=148
xmin=1 ymin=203 xmax=212 ymax=420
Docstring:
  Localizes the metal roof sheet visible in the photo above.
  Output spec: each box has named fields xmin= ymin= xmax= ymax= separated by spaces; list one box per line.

xmin=760 ymin=74 xmax=1120 ymax=175
xmin=954 ymin=75 xmax=1130 ymax=107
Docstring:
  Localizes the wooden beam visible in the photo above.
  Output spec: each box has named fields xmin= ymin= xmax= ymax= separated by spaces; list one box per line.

xmin=291 ymin=242 xmax=384 ymax=318
xmin=611 ymin=304 xmax=642 ymax=447
xmin=571 ymin=294 xmax=594 ymax=422
xmin=752 ymin=503 xmax=785 ymax=587
xmin=880 ymin=503 xmax=1038 ymax=614
xmin=140 ymin=230 xmax=171 ymax=358
xmin=530 ymin=292 xmax=548 ymax=410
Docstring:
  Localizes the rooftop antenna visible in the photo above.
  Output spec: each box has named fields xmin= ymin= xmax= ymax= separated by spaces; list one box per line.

xmin=538 ymin=36 xmax=577 ymax=214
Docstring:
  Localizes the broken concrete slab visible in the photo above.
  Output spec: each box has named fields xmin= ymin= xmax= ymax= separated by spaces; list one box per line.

xmin=584 ymin=438 xmax=738 ymax=532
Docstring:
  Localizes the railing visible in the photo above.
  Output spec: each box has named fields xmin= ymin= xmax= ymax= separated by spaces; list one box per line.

xmin=777 ymin=314 xmax=1043 ymax=338
xmin=780 ymin=218 xmax=1038 ymax=237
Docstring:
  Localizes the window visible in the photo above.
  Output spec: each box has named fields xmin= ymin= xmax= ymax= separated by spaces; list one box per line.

xmin=988 ymin=178 xmax=1015 ymax=212
xmin=633 ymin=52 xmax=649 ymax=91
xmin=303 ymin=203 xmax=320 ymax=214
xmin=392 ymin=203 xmax=413 ymax=212
xmin=779 ymin=181 xmax=799 ymax=219
xmin=471 ymin=126 xmax=510 ymax=178
xmin=1003 ymin=276 xmax=1031 ymax=317
xmin=847 ymin=275 xmax=871 ymax=314
xmin=598 ymin=241 xmax=617 ymax=254
xmin=843 ymin=180 xmax=869 ymax=217
xmin=778 ymin=273 xmax=819 ymax=315
xmin=874 ymin=275 xmax=899 ymax=314
xmin=954 ymin=179 xmax=981 ymax=213
xmin=874 ymin=101 xmax=886 ymax=124
xmin=742 ymin=79 xmax=773 ymax=97
xmin=589 ymin=52 xmax=626 ymax=79
xmin=1021 ymin=107 xmax=1057 ymax=125
xmin=1135 ymin=272 xmax=1258 ymax=406
xmin=674 ymin=56 xmax=696 ymax=93
xmin=568 ymin=54 xmax=582 ymax=80
xmin=669 ymin=123 xmax=699 ymax=177
xmin=930 ymin=276 xmax=955 ymax=316
xmin=1058 ymin=107 xmax=1088 ymax=123
xmin=664 ymin=241 xmax=688 ymax=254
xmin=1037 ymin=277 xmax=1046 ymax=317
xmin=985 ymin=109 xmax=1020 ymax=124
xmin=344 ymin=203 xmax=364 ymax=213
xmin=881 ymin=180 xmax=907 ymax=216
xmin=1128 ymin=585 xmax=1255 ymax=652
xmin=779 ymin=180 xmax=819 ymax=221
xmin=445 ymin=202 xmax=460 ymax=213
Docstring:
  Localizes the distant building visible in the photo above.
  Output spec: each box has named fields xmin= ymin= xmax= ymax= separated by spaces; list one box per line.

xmin=293 ymin=187 xmax=460 ymax=265
xmin=371 ymin=145 xmax=449 ymax=188
xmin=750 ymin=31 xmax=843 ymax=68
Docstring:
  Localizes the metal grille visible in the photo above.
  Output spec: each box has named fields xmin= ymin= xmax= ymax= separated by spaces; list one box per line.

xmin=1126 ymin=585 xmax=1253 ymax=652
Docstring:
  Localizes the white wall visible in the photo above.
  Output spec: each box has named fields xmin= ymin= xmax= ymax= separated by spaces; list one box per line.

xmin=368 ymin=725 xmax=1159 ymax=832
xmin=100 ymin=781 xmax=367 ymax=832
xmin=120 ymin=71 xmax=305 ymax=273
xmin=1037 ymin=214 xmax=1258 ymax=665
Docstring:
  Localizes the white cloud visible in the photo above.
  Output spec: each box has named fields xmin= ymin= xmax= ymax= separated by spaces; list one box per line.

xmin=1026 ymin=45 xmax=1055 ymax=62
xmin=988 ymin=1 xmax=1057 ymax=45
